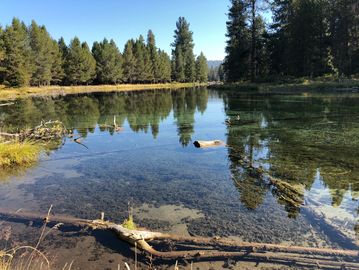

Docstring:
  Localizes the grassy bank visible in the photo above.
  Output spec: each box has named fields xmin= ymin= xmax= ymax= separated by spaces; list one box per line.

xmin=209 ymin=79 xmax=359 ymax=93
xmin=0 ymin=141 xmax=42 ymax=169
xmin=0 ymin=82 xmax=206 ymax=101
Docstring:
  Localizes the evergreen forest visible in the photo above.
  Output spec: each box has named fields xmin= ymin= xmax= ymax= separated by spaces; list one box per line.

xmin=0 ymin=17 xmax=209 ymax=87
xmin=223 ymin=0 xmax=359 ymax=82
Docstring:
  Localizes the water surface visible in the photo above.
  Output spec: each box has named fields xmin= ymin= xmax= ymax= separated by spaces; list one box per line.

xmin=0 ymin=88 xmax=358 ymax=268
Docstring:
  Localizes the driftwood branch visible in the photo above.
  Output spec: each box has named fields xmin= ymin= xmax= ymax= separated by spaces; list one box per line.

xmin=0 ymin=208 xmax=358 ymax=268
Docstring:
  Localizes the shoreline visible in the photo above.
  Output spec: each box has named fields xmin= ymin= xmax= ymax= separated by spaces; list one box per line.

xmin=0 ymin=82 xmax=207 ymax=101
xmin=208 ymin=80 xmax=359 ymax=93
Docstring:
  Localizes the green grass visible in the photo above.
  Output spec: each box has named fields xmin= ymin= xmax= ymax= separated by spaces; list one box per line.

xmin=0 ymin=82 xmax=207 ymax=101
xmin=122 ymin=215 xmax=137 ymax=230
xmin=0 ymin=141 xmax=42 ymax=169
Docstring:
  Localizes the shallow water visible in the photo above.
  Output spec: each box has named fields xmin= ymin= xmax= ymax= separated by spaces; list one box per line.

xmin=0 ymin=88 xmax=358 ymax=268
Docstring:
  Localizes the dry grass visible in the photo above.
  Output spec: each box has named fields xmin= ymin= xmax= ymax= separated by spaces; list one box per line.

xmin=0 ymin=82 xmax=206 ymax=101
xmin=0 ymin=206 xmax=55 ymax=270
xmin=0 ymin=141 xmax=42 ymax=169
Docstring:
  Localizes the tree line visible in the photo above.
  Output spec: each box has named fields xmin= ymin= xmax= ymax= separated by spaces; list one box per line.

xmin=224 ymin=0 xmax=359 ymax=82
xmin=0 ymin=17 xmax=209 ymax=87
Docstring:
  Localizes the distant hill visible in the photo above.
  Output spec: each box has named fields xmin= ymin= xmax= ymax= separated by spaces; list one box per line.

xmin=207 ymin=60 xmax=223 ymax=69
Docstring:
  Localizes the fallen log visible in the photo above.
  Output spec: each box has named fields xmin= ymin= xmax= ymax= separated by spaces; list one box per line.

xmin=193 ymin=140 xmax=224 ymax=148
xmin=0 ymin=207 xmax=358 ymax=268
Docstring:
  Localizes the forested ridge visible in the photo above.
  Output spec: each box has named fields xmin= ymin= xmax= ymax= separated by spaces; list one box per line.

xmin=224 ymin=0 xmax=359 ymax=82
xmin=0 ymin=17 xmax=208 ymax=87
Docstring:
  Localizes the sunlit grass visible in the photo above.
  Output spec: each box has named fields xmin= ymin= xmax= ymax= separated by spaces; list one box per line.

xmin=0 ymin=141 xmax=41 ymax=169
xmin=122 ymin=215 xmax=137 ymax=230
xmin=0 ymin=82 xmax=206 ymax=101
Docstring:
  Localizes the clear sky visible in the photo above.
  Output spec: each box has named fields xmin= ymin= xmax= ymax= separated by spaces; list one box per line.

xmin=0 ymin=0 xmax=228 ymax=60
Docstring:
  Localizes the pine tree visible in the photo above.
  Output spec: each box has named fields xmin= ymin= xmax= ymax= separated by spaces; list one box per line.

xmin=0 ymin=26 xmax=5 ymax=82
xmin=185 ymin=49 xmax=196 ymax=82
xmin=172 ymin=47 xmax=185 ymax=82
xmin=57 ymin=37 xmax=68 ymax=84
xmin=195 ymin=52 xmax=208 ymax=82
xmin=224 ymin=0 xmax=251 ymax=81
xmin=269 ymin=0 xmax=292 ymax=75
xmin=147 ymin=30 xmax=159 ymax=83
xmin=65 ymin=37 xmax=96 ymax=85
xmin=328 ymin=0 xmax=359 ymax=75
xmin=255 ymin=16 xmax=270 ymax=78
xmin=80 ymin=42 xmax=96 ymax=84
xmin=287 ymin=0 xmax=328 ymax=77
xmin=218 ymin=64 xmax=225 ymax=81
xmin=50 ymin=39 xmax=64 ymax=85
xmin=123 ymin=40 xmax=136 ymax=83
xmin=171 ymin=17 xmax=196 ymax=82
xmin=143 ymin=42 xmax=152 ymax=82
xmin=58 ymin=37 xmax=68 ymax=59
xmin=158 ymin=49 xmax=172 ymax=82
xmin=1 ymin=18 xmax=33 ymax=87
xmin=92 ymin=38 xmax=123 ymax=84
xmin=133 ymin=36 xmax=146 ymax=82
xmin=29 ymin=21 xmax=55 ymax=86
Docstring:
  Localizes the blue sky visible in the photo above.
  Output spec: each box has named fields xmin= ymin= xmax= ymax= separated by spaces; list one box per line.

xmin=0 ymin=0 xmax=229 ymax=60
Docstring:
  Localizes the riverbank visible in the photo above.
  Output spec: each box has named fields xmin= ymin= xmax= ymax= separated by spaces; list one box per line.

xmin=209 ymin=79 xmax=359 ymax=93
xmin=0 ymin=82 xmax=206 ymax=101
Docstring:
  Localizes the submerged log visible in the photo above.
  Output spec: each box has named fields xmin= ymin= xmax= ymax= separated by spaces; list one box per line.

xmin=0 ymin=207 xmax=358 ymax=268
xmin=193 ymin=140 xmax=224 ymax=148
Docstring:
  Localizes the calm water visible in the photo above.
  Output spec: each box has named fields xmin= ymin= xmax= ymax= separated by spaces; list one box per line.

xmin=0 ymin=88 xmax=358 ymax=267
